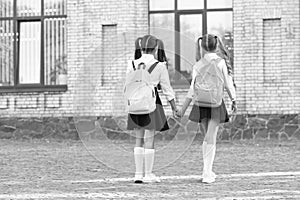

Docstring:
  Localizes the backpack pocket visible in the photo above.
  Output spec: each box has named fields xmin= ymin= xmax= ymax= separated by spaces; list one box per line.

xmin=126 ymin=83 xmax=156 ymax=114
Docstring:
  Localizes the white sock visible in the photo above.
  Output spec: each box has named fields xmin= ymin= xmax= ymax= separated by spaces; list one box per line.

xmin=144 ymin=149 xmax=155 ymax=176
xmin=134 ymin=147 xmax=144 ymax=176
xmin=206 ymin=144 xmax=216 ymax=175
xmin=202 ymin=141 xmax=207 ymax=174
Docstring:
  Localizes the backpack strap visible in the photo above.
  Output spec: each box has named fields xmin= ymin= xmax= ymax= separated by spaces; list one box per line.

xmin=132 ymin=61 xmax=136 ymax=70
xmin=213 ymin=58 xmax=223 ymax=65
xmin=148 ymin=62 xmax=159 ymax=74
xmin=217 ymin=58 xmax=223 ymax=63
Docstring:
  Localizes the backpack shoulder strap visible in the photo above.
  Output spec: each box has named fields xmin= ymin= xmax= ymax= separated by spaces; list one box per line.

xmin=217 ymin=58 xmax=223 ymax=63
xmin=213 ymin=58 xmax=223 ymax=65
xmin=132 ymin=61 xmax=136 ymax=70
xmin=148 ymin=62 xmax=159 ymax=74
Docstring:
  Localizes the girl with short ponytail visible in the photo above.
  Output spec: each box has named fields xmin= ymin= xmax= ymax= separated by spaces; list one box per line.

xmin=134 ymin=37 xmax=143 ymax=60
xmin=127 ymin=34 xmax=179 ymax=184
xmin=156 ymin=39 xmax=168 ymax=63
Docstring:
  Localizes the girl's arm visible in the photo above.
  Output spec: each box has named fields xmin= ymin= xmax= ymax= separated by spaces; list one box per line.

xmin=221 ymin=60 xmax=236 ymax=101
xmin=169 ymin=99 xmax=177 ymax=111
xmin=169 ymin=99 xmax=181 ymax=118
xmin=179 ymin=67 xmax=197 ymax=117
xmin=126 ymin=60 xmax=135 ymax=74
xmin=227 ymin=75 xmax=236 ymax=101
xmin=180 ymin=97 xmax=192 ymax=117
xmin=221 ymin=60 xmax=237 ymax=111
xmin=159 ymin=63 xmax=177 ymax=111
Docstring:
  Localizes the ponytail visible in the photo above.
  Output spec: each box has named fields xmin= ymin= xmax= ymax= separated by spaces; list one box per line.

xmin=156 ymin=39 xmax=167 ymax=63
xmin=217 ymin=36 xmax=229 ymax=58
xmin=134 ymin=37 xmax=142 ymax=60
xmin=216 ymin=36 xmax=234 ymax=77
xmin=196 ymin=37 xmax=202 ymax=62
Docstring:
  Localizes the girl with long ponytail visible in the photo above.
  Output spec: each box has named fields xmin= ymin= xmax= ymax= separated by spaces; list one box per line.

xmin=178 ymin=34 xmax=237 ymax=184
xmin=216 ymin=37 xmax=236 ymax=88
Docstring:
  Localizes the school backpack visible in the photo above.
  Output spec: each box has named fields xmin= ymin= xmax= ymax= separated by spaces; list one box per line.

xmin=124 ymin=61 xmax=159 ymax=114
xmin=193 ymin=58 xmax=224 ymax=108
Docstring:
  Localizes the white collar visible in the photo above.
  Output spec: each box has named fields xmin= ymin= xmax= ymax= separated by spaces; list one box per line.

xmin=141 ymin=54 xmax=155 ymax=61
xmin=204 ymin=53 xmax=219 ymax=60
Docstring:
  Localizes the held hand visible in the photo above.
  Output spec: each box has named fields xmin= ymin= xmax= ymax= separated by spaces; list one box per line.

xmin=176 ymin=109 xmax=182 ymax=118
xmin=173 ymin=109 xmax=181 ymax=119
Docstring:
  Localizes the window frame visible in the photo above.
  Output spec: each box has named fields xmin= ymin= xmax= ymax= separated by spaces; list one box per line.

xmin=0 ymin=0 xmax=67 ymax=93
xmin=148 ymin=0 xmax=233 ymax=87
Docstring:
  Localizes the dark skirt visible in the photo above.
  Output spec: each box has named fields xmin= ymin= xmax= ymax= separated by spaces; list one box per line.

xmin=127 ymin=88 xmax=169 ymax=131
xmin=189 ymin=101 xmax=229 ymax=123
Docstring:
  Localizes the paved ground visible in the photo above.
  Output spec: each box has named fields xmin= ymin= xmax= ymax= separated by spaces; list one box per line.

xmin=0 ymin=139 xmax=299 ymax=199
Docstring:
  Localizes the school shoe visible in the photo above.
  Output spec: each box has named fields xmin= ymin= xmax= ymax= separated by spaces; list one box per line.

xmin=202 ymin=171 xmax=217 ymax=179
xmin=202 ymin=173 xmax=216 ymax=184
xmin=143 ymin=173 xmax=161 ymax=183
xmin=134 ymin=173 xmax=143 ymax=184
xmin=202 ymin=171 xmax=217 ymax=184
xmin=144 ymin=149 xmax=161 ymax=183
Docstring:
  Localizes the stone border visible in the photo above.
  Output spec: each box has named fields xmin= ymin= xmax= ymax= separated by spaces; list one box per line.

xmin=0 ymin=114 xmax=299 ymax=140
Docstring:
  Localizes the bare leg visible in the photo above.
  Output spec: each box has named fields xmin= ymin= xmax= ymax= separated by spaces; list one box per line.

xmin=204 ymin=119 xmax=219 ymax=145
xmin=144 ymin=129 xmax=155 ymax=149
xmin=201 ymin=118 xmax=209 ymax=135
xmin=135 ymin=129 xmax=145 ymax=147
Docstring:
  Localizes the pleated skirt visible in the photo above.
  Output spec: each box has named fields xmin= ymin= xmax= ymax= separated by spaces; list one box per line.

xmin=189 ymin=100 xmax=229 ymax=123
xmin=127 ymin=88 xmax=169 ymax=131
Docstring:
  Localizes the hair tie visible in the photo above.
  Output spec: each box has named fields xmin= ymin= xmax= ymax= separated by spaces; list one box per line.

xmin=139 ymin=38 xmax=142 ymax=49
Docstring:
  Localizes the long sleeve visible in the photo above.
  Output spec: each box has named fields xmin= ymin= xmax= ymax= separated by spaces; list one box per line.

xmin=221 ymin=60 xmax=236 ymax=100
xmin=159 ymin=64 xmax=175 ymax=101
xmin=186 ymin=66 xmax=197 ymax=99
xmin=126 ymin=60 xmax=134 ymax=75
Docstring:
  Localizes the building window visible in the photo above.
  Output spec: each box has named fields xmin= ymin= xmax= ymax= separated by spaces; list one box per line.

xmin=19 ymin=21 xmax=41 ymax=84
xmin=149 ymin=0 xmax=233 ymax=86
xmin=263 ymin=19 xmax=281 ymax=82
xmin=0 ymin=0 xmax=67 ymax=91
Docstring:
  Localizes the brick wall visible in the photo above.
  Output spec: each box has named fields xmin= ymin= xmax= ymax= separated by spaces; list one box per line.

xmin=233 ymin=0 xmax=300 ymax=115
xmin=69 ymin=0 xmax=149 ymax=117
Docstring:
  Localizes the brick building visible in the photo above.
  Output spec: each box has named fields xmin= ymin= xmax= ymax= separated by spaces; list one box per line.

xmin=0 ymin=0 xmax=299 ymax=139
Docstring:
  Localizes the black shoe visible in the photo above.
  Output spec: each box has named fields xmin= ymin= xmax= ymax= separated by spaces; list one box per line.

xmin=134 ymin=180 xmax=143 ymax=184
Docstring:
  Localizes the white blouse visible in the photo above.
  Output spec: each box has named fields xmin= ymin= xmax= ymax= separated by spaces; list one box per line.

xmin=126 ymin=54 xmax=176 ymax=101
xmin=187 ymin=53 xmax=236 ymax=100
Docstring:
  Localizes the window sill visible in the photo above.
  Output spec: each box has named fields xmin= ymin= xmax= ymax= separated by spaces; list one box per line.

xmin=0 ymin=85 xmax=68 ymax=93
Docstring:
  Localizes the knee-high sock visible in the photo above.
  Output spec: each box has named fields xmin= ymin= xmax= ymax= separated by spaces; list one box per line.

xmin=202 ymin=141 xmax=208 ymax=175
xmin=144 ymin=149 xmax=155 ymax=175
xmin=205 ymin=144 xmax=216 ymax=175
xmin=134 ymin=147 xmax=144 ymax=176
xmin=202 ymin=141 xmax=208 ymax=174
